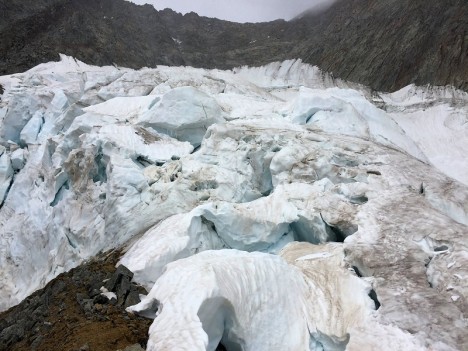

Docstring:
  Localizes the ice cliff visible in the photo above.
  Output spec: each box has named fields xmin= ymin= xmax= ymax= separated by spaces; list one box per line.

xmin=0 ymin=56 xmax=467 ymax=350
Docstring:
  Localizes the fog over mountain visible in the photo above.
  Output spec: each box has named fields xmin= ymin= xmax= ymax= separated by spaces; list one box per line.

xmin=129 ymin=0 xmax=334 ymax=22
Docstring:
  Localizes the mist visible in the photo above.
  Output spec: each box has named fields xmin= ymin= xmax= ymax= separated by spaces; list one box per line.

xmin=128 ymin=0 xmax=336 ymax=23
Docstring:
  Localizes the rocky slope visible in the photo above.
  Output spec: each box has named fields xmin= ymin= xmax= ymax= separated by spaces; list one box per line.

xmin=0 ymin=0 xmax=184 ymax=73
xmin=0 ymin=249 xmax=227 ymax=351
xmin=0 ymin=250 xmax=152 ymax=351
xmin=0 ymin=0 xmax=467 ymax=92
xmin=291 ymin=0 xmax=468 ymax=92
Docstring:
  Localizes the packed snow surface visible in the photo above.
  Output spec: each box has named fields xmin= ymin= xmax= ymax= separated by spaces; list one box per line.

xmin=0 ymin=56 xmax=467 ymax=350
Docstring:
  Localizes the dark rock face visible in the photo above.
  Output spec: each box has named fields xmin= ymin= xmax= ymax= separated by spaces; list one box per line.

xmin=0 ymin=0 xmax=184 ymax=75
xmin=0 ymin=0 xmax=467 ymax=90
xmin=156 ymin=9 xmax=293 ymax=70
xmin=292 ymin=0 xmax=468 ymax=92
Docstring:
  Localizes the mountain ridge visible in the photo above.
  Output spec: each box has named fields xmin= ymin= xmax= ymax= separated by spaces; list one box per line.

xmin=0 ymin=0 xmax=467 ymax=91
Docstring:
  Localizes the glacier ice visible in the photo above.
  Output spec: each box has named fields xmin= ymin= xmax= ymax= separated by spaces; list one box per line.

xmin=381 ymin=85 xmax=468 ymax=186
xmin=0 ymin=56 xmax=467 ymax=350
xmin=0 ymin=149 xmax=13 ymax=206
xmin=137 ymin=86 xmax=225 ymax=147
xmin=119 ymin=211 xmax=227 ymax=290
xmin=120 ymin=178 xmax=355 ymax=289
xmin=282 ymin=87 xmax=428 ymax=162
xmin=129 ymin=249 xmax=313 ymax=351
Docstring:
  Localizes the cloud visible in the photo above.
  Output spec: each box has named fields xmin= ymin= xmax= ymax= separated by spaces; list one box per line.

xmin=129 ymin=0 xmax=334 ymax=23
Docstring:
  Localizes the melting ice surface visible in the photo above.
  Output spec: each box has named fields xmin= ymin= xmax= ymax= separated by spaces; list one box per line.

xmin=0 ymin=56 xmax=467 ymax=350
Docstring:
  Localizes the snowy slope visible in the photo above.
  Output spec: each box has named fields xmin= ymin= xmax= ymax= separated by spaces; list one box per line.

xmin=380 ymin=85 xmax=468 ymax=185
xmin=0 ymin=56 xmax=467 ymax=350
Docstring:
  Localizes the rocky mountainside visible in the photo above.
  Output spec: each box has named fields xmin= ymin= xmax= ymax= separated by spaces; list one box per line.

xmin=0 ymin=0 xmax=467 ymax=92
xmin=291 ymin=0 xmax=468 ymax=91
xmin=0 ymin=0 xmax=184 ymax=73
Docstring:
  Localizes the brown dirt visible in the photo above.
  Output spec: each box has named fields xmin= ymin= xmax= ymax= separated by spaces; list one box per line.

xmin=0 ymin=250 xmax=152 ymax=351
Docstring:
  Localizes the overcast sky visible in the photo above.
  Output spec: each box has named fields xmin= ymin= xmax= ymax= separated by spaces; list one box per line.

xmin=129 ymin=0 xmax=332 ymax=23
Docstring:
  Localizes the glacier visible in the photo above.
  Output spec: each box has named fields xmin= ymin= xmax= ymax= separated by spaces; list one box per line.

xmin=0 ymin=56 xmax=467 ymax=350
